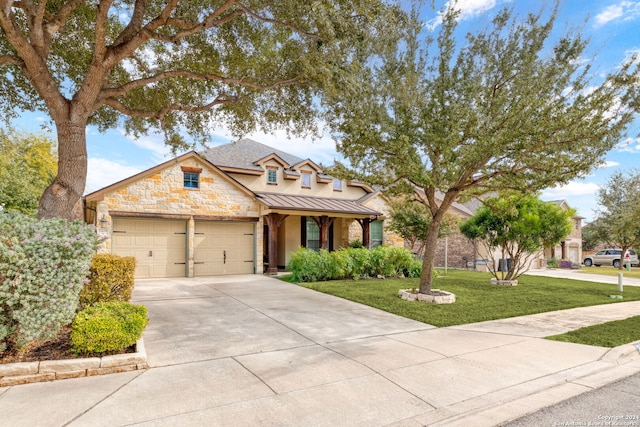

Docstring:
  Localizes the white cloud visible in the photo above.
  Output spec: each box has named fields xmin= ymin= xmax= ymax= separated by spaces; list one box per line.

xmin=615 ymin=136 xmax=640 ymax=153
xmin=542 ymin=181 xmax=601 ymax=199
xmin=594 ymin=1 xmax=640 ymax=27
xmin=600 ymin=160 xmax=620 ymax=168
xmin=85 ymin=158 xmax=142 ymax=194
xmin=426 ymin=0 xmax=500 ymax=30
xmin=118 ymin=129 xmax=172 ymax=161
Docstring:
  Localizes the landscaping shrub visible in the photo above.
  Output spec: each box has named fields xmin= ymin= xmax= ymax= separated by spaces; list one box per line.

xmin=287 ymin=246 xmax=420 ymax=282
xmin=0 ymin=212 xmax=101 ymax=352
xmin=79 ymin=254 xmax=137 ymax=310
xmin=547 ymin=257 xmax=559 ymax=268
xmin=71 ymin=302 xmax=148 ymax=354
xmin=344 ymin=247 xmax=372 ymax=279
xmin=406 ymin=259 xmax=423 ymax=278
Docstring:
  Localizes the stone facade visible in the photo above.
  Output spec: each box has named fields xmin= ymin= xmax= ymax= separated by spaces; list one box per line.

xmin=85 ymin=143 xmax=403 ymax=277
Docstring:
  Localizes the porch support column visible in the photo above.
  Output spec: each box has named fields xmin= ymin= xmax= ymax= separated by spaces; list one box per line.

xmin=265 ymin=213 xmax=288 ymax=274
xmin=356 ymin=218 xmax=372 ymax=249
xmin=560 ymin=241 xmax=567 ymax=259
xmin=312 ymin=216 xmax=335 ymax=250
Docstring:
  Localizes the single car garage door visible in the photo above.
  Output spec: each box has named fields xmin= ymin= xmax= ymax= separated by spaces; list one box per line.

xmin=194 ymin=221 xmax=255 ymax=276
xmin=112 ymin=218 xmax=187 ymax=278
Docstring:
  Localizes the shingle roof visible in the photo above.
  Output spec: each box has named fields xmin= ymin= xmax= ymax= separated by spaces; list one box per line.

xmin=255 ymin=192 xmax=381 ymax=216
xmin=202 ymin=138 xmax=305 ymax=172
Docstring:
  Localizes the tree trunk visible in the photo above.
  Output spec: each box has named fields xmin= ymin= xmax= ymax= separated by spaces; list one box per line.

xmin=38 ymin=119 xmax=88 ymax=220
xmin=419 ymin=216 xmax=443 ymax=294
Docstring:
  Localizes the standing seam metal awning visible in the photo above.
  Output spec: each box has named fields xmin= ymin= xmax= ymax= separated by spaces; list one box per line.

xmin=255 ymin=192 xmax=381 ymax=216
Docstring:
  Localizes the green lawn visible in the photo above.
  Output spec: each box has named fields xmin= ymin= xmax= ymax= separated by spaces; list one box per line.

xmin=291 ymin=270 xmax=640 ymax=327
xmin=547 ymin=316 xmax=640 ymax=347
xmin=576 ymin=266 xmax=640 ymax=279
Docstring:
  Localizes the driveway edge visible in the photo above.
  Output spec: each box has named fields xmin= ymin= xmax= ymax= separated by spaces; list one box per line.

xmin=0 ymin=339 xmax=148 ymax=387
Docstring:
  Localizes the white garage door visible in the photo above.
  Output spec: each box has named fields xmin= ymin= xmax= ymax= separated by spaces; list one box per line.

xmin=194 ymin=221 xmax=255 ymax=276
xmin=112 ymin=218 xmax=187 ymax=278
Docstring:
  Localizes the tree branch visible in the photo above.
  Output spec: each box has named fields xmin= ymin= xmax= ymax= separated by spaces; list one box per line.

xmin=102 ymin=93 xmax=239 ymax=122
xmin=99 ymin=69 xmax=304 ymax=101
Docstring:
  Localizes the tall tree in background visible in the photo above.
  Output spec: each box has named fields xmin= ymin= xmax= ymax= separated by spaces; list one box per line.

xmin=590 ymin=170 xmax=640 ymax=269
xmin=0 ymin=0 xmax=404 ymax=219
xmin=388 ymin=198 xmax=458 ymax=257
xmin=326 ymin=4 xmax=639 ymax=295
xmin=0 ymin=129 xmax=57 ymax=215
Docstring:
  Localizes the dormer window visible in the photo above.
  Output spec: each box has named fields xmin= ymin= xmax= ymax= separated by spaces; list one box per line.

xmin=267 ymin=166 xmax=278 ymax=184
xmin=181 ymin=166 xmax=202 ymax=189
xmin=333 ymin=178 xmax=342 ymax=191
xmin=301 ymin=171 xmax=312 ymax=188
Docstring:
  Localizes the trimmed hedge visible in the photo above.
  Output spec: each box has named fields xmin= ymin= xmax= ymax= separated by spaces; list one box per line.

xmin=79 ymin=254 xmax=137 ymax=310
xmin=288 ymin=246 xmax=421 ymax=282
xmin=71 ymin=302 xmax=148 ymax=354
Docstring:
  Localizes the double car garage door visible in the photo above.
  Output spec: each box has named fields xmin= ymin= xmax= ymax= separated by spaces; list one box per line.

xmin=112 ymin=218 xmax=255 ymax=278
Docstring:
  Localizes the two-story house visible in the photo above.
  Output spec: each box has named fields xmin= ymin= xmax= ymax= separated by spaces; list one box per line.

xmin=84 ymin=139 xmax=402 ymax=278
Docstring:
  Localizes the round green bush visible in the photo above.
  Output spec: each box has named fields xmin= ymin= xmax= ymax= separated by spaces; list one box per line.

xmin=71 ymin=302 xmax=148 ymax=354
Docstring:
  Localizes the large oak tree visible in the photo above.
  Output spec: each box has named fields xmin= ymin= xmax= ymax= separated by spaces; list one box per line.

xmin=0 ymin=0 xmax=403 ymax=219
xmin=326 ymin=4 xmax=640 ymax=294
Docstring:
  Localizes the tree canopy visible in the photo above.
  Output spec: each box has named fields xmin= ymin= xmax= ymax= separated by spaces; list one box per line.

xmin=460 ymin=195 xmax=574 ymax=281
xmin=388 ymin=197 xmax=458 ymax=257
xmin=326 ymin=4 xmax=639 ymax=293
xmin=0 ymin=0 xmax=405 ymax=219
xmin=0 ymin=129 xmax=57 ymax=215
xmin=590 ymin=169 xmax=640 ymax=269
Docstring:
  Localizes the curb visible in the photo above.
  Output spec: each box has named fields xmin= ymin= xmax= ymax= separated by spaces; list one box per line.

xmin=0 ymin=339 xmax=148 ymax=387
xmin=600 ymin=340 xmax=640 ymax=365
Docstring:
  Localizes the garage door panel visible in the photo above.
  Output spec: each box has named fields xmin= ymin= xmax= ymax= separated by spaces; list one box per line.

xmin=194 ymin=221 xmax=254 ymax=276
xmin=112 ymin=218 xmax=187 ymax=279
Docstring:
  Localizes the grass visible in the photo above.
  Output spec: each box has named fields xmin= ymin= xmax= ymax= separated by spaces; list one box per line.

xmin=290 ymin=270 xmax=640 ymax=328
xmin=547 ymin=316 xmax=640 ymax=347
xmin=576 ymin=266 xmax=640 ymax=279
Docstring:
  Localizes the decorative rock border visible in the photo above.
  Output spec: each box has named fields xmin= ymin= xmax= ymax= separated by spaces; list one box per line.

xmin=398 ymin=289 xmax=456 ymax=304
xmin=490 ymin=278 xmax=518 ymax=286
xmin=0 ymin=339 xmax=148 ymax=387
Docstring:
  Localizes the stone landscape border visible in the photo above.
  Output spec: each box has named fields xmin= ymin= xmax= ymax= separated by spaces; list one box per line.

xmin=0 ymin=339 xmax=147 ymax=387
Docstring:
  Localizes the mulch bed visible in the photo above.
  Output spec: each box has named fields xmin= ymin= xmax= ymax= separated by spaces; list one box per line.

xmin=0 ymin=326 xmax=134 ymax=364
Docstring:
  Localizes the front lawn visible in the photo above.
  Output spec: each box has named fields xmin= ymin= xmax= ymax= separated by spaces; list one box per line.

xmin=576 ymin=266 xmax=640 ymax=279
xmin=292 ymin=270 xmax=640 ymax=327
xmin=547 ymin=316 xmax=640 ymax=347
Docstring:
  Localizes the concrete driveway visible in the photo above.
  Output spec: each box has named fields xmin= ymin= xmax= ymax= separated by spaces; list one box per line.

xmin=1 ymin=275 xmax=639 ymax=426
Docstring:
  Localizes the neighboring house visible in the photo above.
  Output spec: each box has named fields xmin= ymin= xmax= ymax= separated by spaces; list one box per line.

xmin=542 ymin=200 xmax=584 ymax=266
xmin=84 ymin=138 xmax=402 ymax=278
xmin=418 ymin=197 xmax=582 ymax=271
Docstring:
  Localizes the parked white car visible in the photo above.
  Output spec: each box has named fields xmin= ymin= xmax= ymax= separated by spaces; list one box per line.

xmin=583 ymin=249 xmax=639 ymax=268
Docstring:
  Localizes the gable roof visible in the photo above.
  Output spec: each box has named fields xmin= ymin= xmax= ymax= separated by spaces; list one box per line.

xmin=202 ymin=138 xmax=305 ymax=172
xmin=84 ymin=151 xmax=254 ymax=202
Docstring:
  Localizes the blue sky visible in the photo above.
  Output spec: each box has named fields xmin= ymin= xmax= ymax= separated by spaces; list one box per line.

xmin=10 ymin=0 xmax=640 ymax=223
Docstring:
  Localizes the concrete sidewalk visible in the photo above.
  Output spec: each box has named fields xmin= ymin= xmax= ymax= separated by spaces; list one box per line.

xmin=525 ymin=267 xmax=640 ymax=287
xmin=1 ymin=275 xmax=639 ymax=426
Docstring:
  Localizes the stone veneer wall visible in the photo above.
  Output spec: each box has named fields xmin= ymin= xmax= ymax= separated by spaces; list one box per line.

xmin=92 ymin=157 xmax=263 ymax=274
xmin=345 ymin=194 xmax=404 ymax=249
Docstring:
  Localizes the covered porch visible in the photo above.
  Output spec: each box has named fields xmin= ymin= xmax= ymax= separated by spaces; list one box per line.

xmin=257 ymin=192 xmax=383 ymax=274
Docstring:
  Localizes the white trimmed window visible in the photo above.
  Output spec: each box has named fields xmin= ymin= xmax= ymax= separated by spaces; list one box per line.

xmin=301 ymin=171 xmax=311 ymax=188
xmin=267 ymin=167 xmax=278 ymax=184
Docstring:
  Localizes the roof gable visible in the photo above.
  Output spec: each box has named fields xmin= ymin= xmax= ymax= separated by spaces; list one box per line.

xmin=254 ymin=153 xmax=291 ymax=169
xmin=84 ymin=151 xmax=254 ymax=202
xmin=202 ymin=138 xmax=304 ymax=173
